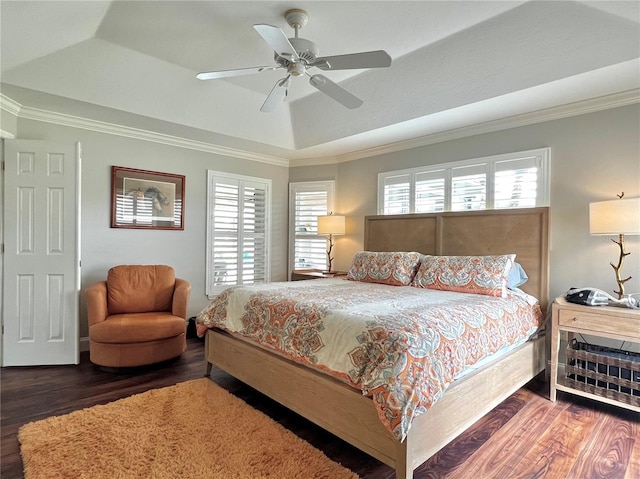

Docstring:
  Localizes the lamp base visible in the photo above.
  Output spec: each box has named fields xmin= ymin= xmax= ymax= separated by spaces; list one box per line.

xmin=610 ymin=233 xmax=632 ymax=299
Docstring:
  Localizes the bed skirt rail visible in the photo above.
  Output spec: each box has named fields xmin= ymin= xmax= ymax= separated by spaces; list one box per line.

xmin=205 ymin=329 xmax=546 ymax=479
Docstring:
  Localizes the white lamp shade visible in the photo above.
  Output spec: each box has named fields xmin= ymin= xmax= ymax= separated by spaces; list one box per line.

xmin=317 ymin=215 xmax=345 ymax=235
xmin=589 ymin=198 xmax=640 ymax=235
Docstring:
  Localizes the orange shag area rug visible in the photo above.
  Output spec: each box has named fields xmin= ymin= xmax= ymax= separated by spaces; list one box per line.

xmin=19 ymin=378 xmax=359 ymax=479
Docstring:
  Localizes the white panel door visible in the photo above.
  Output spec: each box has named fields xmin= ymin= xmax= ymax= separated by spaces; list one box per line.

xmin=2 ymin=140 xmax=80 ymax=366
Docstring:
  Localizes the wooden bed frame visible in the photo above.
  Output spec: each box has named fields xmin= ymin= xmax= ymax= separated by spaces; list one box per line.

xmin=204 ymin=207 xmax=549 ymax=478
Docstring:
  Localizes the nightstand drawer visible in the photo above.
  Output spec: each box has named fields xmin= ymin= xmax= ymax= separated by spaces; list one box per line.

xmin=558 ymin=308 xmax=640 ymax=339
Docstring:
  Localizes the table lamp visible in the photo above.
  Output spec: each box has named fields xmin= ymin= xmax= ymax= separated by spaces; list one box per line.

xmin=317 ymin=212 xmax=345 ymax=274
xmin=589 ymin=196 xmax=640 ymax=298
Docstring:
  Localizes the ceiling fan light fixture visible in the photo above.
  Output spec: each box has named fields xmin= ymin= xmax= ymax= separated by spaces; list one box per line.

xmin=289 ymin=62 xmax=305 ymax=76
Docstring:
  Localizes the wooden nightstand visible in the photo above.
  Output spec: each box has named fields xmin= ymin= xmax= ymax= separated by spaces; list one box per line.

xmin=549 ymin=296 xmax=640 ymax=412
xmin=291 ymin=269 xmax=348 ymax=281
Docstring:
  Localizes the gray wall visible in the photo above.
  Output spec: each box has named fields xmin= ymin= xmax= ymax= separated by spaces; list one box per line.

xmin=292 ymin=105 xmax=640 ymax=305
xmin=4 ymin=95 xmax=639 ymax=344
xmin=13 ymin=116 xmax=289 ymax=339
xmin=1 ymin=108 xmax=17 ymax=138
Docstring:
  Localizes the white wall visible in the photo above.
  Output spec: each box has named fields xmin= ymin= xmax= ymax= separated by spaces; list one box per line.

xmin=12 ymin=115 xmax=289 ymax=339
xmin=291 ymin=105 xmax=640 ymax=306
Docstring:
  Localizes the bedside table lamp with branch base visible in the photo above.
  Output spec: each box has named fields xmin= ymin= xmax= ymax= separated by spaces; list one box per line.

xmin=317 ymin=213 xmax=345 ymax=274
xmin=589 ymin=195 xmax=640 ymax=299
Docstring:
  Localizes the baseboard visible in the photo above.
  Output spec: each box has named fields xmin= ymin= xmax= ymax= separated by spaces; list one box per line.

xmin=80 ymin=336 xmax=90 ymax=352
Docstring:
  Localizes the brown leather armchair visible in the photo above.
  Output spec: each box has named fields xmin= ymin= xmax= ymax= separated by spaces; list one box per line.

xmin=85 ymin=265 xmax=191 ymax=367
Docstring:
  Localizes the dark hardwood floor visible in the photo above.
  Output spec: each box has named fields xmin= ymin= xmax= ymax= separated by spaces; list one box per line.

xmin=2 ymin=338 xmax=638 ymax=478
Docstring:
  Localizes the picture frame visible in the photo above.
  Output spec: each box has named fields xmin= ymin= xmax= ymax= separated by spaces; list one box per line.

xmin=111 ymin=166 xmax=185 ymax=230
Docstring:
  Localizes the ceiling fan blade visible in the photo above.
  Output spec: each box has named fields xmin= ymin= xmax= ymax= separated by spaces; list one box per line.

xmin=314 ymin=50 xmax=392 ymax=70
xmin=253 ymin=24 xmax=300 ymax=62
xmin=261 ymin=76 xmax=291 ymax=113
xmin=196 ymin=66 xmax=279 ymax=80
xmin=308 ymin=74 xmax=363 ymax=109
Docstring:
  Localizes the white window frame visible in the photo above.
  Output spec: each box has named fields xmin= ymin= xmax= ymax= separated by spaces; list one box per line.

xmin=378 ymin=148 xmax=550 ymax=214
xmin=288 ymin=180 xmax=335 ymax=278
xmin=206 ymin=170 xmax=271 ymax=298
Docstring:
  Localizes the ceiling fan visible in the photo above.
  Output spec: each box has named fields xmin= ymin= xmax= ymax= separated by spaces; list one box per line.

xmin=196 ymin=9 xmax=392 ymax=112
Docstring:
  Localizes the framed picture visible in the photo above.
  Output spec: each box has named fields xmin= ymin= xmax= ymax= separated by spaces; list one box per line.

xmin=111 ymin=166 xmax=185 ymax=230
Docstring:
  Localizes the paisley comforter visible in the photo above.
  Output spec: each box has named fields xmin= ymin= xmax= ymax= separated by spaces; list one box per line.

xmin=196 ymin=278 xmax=543 ymax=440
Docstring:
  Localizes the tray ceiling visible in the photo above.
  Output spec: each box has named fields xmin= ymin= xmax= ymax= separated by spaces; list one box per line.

xmin=1 ymin=1 xmax=638 ymax=161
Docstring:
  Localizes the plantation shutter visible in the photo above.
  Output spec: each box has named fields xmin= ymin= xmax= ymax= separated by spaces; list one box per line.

xmin=415 ymin=170 xmax=446 ymax=213
xmin=494 ymin=157 xmax=538 ymax=209
xmin=293 ymin=191 xmax=328 ymax=269
xmin=241 ymin=182 xmax=267 ymax=284
xmin=207 ymin=172 xmax=270 ymax=296
xmin=289 ymin=181 xmax=335 ymax=272
xmin=451 ymin=164 xmax=486 ymax=211
xmin=382 ymin=174 xmax=410 ymax=214
xmin=378 ymin=148 xmax=549 ymax=215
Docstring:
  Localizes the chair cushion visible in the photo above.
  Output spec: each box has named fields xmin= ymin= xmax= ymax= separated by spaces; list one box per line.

xmin=90 ymin=312 xmax=186 ymax=344
xmin=107 ymin=265 xmax=175 ymax=314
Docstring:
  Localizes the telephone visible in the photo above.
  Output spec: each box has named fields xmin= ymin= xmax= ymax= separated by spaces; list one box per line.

xmin=565 ymin=287 xmax=640 ymax=309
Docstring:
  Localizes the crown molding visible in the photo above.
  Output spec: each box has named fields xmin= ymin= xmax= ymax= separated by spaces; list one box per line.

xmin=0 ymin=93 xmax=23 ymax=116
xmin=289 ymin=89 xmax=640 ymax=167
xmin=4 ymin=89 xmax=638 ymax=168
xmin=0 ymin=129 xmax=16 ymax=139
xmin=11 ymin=103 xmax=290 ymax=167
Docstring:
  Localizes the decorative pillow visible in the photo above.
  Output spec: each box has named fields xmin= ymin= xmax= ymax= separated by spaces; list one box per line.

xmin=412 ymin=254 xmax=516 ymax=297
xmin=347 ymin=251 xmax=422 ymax=286
xmin=507 ymin=262 xmax=529 ymax=289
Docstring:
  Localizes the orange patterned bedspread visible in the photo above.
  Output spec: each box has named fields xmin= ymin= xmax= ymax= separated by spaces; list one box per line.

xmin=196 ymin=279 xmax=543 ymax=440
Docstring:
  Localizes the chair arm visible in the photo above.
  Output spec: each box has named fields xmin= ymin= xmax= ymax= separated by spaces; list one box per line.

xmin=86 ymin=281 xmax=109 ymax=327
xmin=172 ymin=278 xmax=191 ymax=320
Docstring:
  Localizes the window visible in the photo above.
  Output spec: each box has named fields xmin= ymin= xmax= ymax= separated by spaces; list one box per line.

xmin=206 ymin=171 xmax=271 ymax=296
xmin=494 ymin=157 xmax=538 ymax=208
xmin=378 ymin=148 xmax=549 ymax=214
xmin=382 ymin=174 xmax=410 ymax=214
xmin=289 ymin=181 xmax=335 ymax=274
xmin=451 ymin=165 xmax=486 ymax=211
xmin=415 ymin=170 xmax=445 ymax=213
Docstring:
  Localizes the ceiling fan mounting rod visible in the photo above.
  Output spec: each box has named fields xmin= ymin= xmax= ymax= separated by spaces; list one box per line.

xmin=285 ymin=8 xmax=308 ymax=39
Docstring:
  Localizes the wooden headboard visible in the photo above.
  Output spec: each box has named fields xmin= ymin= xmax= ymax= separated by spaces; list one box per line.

xmin=364 ymin=207 xmax=550 ymax=310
